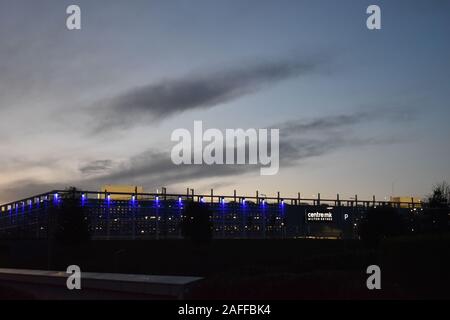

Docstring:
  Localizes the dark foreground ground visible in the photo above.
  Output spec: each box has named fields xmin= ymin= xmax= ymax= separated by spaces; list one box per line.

xmin=0 ymin=235 xmax=449 ymax=299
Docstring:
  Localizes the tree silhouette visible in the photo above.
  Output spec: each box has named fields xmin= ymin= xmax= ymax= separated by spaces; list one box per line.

xmin=180 ymin=201 xmax=213 ymax=244
xmin=428 ymin=181 xmax=449 ymax=208
xmin=359 ymin=206 xmax=405 ymax=248
xmin=425 ymin=181 xmax=449 ymax=233
xmin=53 ymin=187 xmax=90 ymax=246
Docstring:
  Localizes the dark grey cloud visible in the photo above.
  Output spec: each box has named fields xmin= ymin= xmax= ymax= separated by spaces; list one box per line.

xmin=79 ymin=160 xmax=115 ymax=176
xmin=91 ymin=149 xmax=256 ymax=186
xmin=90 ymin=58 xmax=321 ymax=132
xmin=81 ymin=136 xmax=404 ymax=189
xmin=278 ymin=106 xmax=416 ymax=137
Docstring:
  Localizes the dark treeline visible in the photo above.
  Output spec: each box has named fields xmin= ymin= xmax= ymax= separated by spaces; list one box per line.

xmin=359 ymin=181 xmax=450 ymax=247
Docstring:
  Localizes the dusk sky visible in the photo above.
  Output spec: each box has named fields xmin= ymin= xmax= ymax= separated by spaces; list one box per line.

xmin=0 ymin=0 xmax=449 ymax=203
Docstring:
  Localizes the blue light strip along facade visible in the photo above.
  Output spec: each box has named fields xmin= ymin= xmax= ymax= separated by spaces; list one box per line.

xmin=0 ymin=190 xmax=421 ymax=240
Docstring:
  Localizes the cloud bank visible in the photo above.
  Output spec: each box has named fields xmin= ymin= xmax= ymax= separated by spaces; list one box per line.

xmin=90 ymin=58 xmax=321 ymax=132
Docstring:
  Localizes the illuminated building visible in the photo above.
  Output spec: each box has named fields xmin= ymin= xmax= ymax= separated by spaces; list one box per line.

xmin=0 ymin=189 xmax=423 ymax=240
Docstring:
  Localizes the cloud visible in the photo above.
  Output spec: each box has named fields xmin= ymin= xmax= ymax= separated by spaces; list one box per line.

xmin=89 ymin=58 xmax=321 ymax=132
xmin=83 ymin=136 xmax=403 ymax=188
xmin=277 ymin=106 xmax=416 ymax=137
xmin=79 ymin=160 xmax=115 ymax=176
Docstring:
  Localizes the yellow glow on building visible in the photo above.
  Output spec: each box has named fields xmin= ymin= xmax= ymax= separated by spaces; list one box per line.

xmin=100 ymin=185 xmax=144 ymax=200
xmin=390 ymin=196 xmax=422 ymax=208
